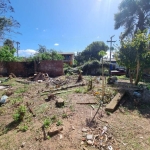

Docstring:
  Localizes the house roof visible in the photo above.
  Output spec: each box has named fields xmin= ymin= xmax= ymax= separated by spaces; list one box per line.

xmin=58 ymin=52 xmax=75 ymax=55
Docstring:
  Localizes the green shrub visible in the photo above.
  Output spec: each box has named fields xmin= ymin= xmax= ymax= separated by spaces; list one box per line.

xmin=13 ymin=105 xmax=27 ymax=122
xmin=43 ymin=118 xmax=52 ymax=128
xmin=19 ymin=125 xmax=28 ymax=132
xmin=56 ymin=120 xmax=63 ymax=126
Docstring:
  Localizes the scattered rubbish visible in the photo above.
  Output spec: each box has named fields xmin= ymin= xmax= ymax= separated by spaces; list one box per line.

xmin=80 ymin=126 xmax=118 ymax=150
xmin=108 ymin=145 xmax=113 ymax=150
xmin=86 ymin=134 xmax=93 ymax=140
xmin=87 ymin=140 xmax=93 ymax=145
xmin=0 ymin=95 xmax=8 ymax=104
xmin=133 ymin=91 xmax=141 ymax=98
xmin=38 ymin=80 xmax=43 ymax=83
xmin=101 ymin=126 xmax=107 ymax=135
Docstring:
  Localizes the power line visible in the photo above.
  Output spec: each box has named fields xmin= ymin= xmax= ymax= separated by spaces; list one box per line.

xmin=107 ymin=35 xmax=116 ymax=76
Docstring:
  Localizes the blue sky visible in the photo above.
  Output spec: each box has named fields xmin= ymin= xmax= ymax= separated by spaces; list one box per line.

xmin=3 ymin=0 xmax=123 ymax=57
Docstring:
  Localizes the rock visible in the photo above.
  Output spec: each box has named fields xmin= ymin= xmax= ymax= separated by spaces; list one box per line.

xmin=60 ymin=134 xmax=63 ymax=139
xmin=48 ymin=127 xmax=63 ymax=137
xmin=82 ymin=128 xmax=88 ymax=132
xmin=81 ymin=141 xmax=84 ymax=145
xmin=72 ymin=126 xmax=75 ymax=130
xmin=87 ymin=140 xmax=93 ymax=145
xmin=56 ymin=98 xmax=64 ymax=107
xmin=83 ymin=147 xmax=88 ymax=150
xmin=0 ymin=95 xmax=8 ymax=104
xmin=86 ymin=134 xmax=93 ymax=140
xmin=21 ymin=142 xmax=26 ymax=148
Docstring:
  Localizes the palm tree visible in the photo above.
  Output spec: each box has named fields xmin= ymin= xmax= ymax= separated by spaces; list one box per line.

xmin=114 ymin=0 xmax=150 ymax=39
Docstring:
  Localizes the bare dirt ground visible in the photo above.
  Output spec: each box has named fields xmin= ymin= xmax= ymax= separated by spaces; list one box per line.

xmin=0 ymin=75 xmax=150 ymax=150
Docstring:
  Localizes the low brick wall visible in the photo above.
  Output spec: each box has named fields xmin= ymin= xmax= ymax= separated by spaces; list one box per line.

xmin=37 ymin=60 xmax=63 ymax=77
xmin=0 ymin=60 xmax=63 ymax=77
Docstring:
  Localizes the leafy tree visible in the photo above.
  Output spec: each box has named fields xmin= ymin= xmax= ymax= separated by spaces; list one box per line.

xmin=116 ymin=30 xmax=150 ymax=85
xmin=0 ymin=45 xmax=16 ymax=61
xmin=114 ymin=0 xmax=150 ymax=39
xmin=0 ymin=0 xmax=20 ymax=39
xmin=32 ymin=48 xmax=64 ymax=61
xmin=75 ymin=41 xmax=108 ymax=65
xmin=3 ymin=39 xmax=14 ymax=50
xmin=37 ymin=45 xmax=47 ymax=53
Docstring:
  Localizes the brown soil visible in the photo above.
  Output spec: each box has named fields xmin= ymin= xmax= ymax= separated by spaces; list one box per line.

xmin=0 ymin=75 xmax=150 ymax=150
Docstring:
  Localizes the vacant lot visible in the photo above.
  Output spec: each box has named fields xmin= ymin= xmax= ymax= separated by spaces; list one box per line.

xmin=0 ymin=75 xmax=150 ymax=150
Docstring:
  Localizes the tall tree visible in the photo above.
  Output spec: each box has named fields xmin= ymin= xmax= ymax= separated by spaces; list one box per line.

xmin=75 ymin=41 xmax=108 ymax=65
xmin=114 ymin=0 xmax=150 ymax=39
xmin=3 ymin=38 xmax=14 ymax=49
xmin=0 ymin=45 xmax=16 ymax=61
xmin=116 ymin=30 xmax=150 ymax=85
xmin=0 ymin=0 xmax=20 ymax=39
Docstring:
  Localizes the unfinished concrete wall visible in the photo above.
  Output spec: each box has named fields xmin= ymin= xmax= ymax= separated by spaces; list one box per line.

xmin=37 ymin=60 xmax=63 ymax=77
xmin=0 ymin=60 xmax=63 ymax=77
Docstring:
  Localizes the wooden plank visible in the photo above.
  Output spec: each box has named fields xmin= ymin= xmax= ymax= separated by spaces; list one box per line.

xmin=105 ymin=91 xmax=125 ymax=112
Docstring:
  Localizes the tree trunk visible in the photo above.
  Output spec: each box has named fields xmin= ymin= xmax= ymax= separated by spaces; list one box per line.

xmin=129 ymin=69 xmax=133 ymax=84
xmin=135 ymin=59 xmax=140 ymax=85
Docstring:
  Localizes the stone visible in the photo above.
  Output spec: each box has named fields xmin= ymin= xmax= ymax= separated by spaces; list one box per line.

xmin=86 ymin=134 xmax=93 ymax=140
xmin=21 ymin=142 xmax=26 ymax=148
xmin=60 ymin=134 xmax=63 ymax=139
xmin=87 ymin=140 xmax=93 ymax=145
xmin=82 ymin=128 xmax=88 ymax=132
xmin=56 ymin=98 xmax=64 ymax=107
xmin=48 ymin=127 xmax=63 ymax=137
xmin=72 ymin=126 xmax=75 ymax=130
xmin=81 ymin=141 xmax=84 ymax=145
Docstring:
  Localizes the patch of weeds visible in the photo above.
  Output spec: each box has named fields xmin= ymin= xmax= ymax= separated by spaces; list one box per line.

xmin=56 ymin=120 xmax=63 ymax=126
xmin=19 ymin=124 xmax=28 ymax=132
xmin=69 ymin=105 xmax=75 ymax=111
xmin=62 ymin=113 xmax=67 ymax=118
xmin=47 ymin=135 xmax=51 ymax=140
xmin=15 ymin=86 xmax=28 ymax=94
xmin=13 ymin=105 xmax=27 ymax=122
xmin=43 ymin=118 xmax=52 ymax=128
xmin=36 ymin=103 xmax=49 ymax=114
xmin=11 ymin=97 xmax=22 ymax=104
xmin=106 ymin=111 xmax=111 ymax=116
xmin=75 ymin=88 xmax=83 ymax=93
xmin=51 ymin=115 xmax=57 ymax=123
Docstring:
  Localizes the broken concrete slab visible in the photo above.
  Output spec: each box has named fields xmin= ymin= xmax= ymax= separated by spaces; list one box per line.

xmin=105 ymin=91 xmax=125 ymax=112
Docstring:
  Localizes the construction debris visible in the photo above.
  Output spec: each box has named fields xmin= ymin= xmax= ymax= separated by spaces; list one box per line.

xmin=81 ymin=126 xmax=118 ymax=150
xmin=105 ymin=91 xmax=125 ymax=112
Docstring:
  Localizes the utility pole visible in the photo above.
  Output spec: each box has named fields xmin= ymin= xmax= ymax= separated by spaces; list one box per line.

xmin=16 ymin=41 xmax=20 ymax=57
xmin=107 ymin=35 xmax=116 ymax=76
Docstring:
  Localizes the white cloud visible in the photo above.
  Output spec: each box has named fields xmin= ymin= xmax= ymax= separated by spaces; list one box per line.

xmin=43 ymin=29 xmax=46 ymax=32
xmin=36 ymin=28 xmax=39 ymax=30
xmin=54 ymin=43 xmax=59 ymax=46
xmin=18 ymin=49 xmax=38 ymax=57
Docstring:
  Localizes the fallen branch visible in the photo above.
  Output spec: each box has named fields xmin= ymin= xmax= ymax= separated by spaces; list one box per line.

xmin=26 ymin=102 xmax=36 ymax=117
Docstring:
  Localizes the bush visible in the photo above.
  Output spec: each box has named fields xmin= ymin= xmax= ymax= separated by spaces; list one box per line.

xmin=13 ymin=105 xmax=27 ymax=122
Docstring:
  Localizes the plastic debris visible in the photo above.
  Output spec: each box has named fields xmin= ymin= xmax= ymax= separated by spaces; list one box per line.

xmin=0 ymin=95 xmax=8 ymax=104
